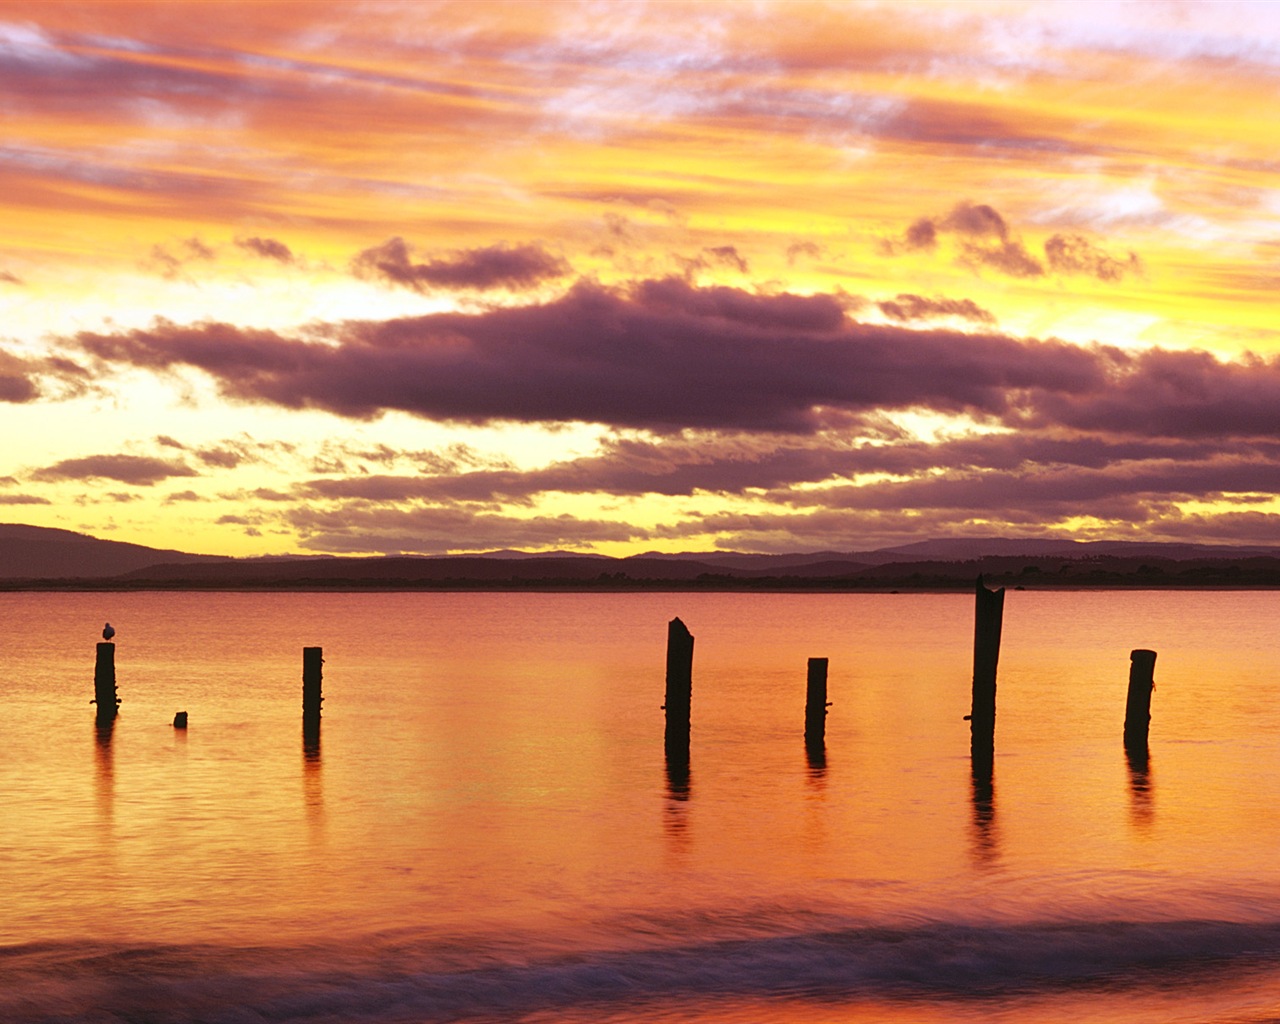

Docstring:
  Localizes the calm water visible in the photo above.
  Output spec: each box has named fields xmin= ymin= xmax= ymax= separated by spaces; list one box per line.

xmin=1 ymin=589 xmax=1278 ymax=1022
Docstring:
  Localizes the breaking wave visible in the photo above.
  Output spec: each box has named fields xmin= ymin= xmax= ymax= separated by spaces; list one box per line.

xmin=4 ymin=916 xmax=1280 ymax=1022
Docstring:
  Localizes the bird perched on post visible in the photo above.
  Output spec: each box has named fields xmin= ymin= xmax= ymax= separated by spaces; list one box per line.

xmin=102 ymin=622 xmax=115 ymax=641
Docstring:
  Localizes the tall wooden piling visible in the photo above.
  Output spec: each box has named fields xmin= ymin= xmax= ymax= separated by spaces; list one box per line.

xmin=1124 ymin=648 xmax=1156 ymax=749
xmin=805 ymin=657 xmax=830 ymax=749
xmin=969 ymin=575 xmax=1005 ymax=757
xmin=302 ymin=646 xmax=324 ymax=722
xmin=663 ymin=618 xmax=694 ymax=756
xmin=93 ymin=642 xmax=119 ymax=721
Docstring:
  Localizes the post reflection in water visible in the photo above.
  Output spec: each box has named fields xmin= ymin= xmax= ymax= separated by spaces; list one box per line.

xmin=1125 ymin=744 xmax=1154 ymax=831
xmin=663 ymin=749 xmax=690 ymax=848
xmin=804 ymin=741 xmax=828 ymax=788
xmin=94 ymin=717 xmax=114 ymax=823
xmin=969 ymin=751 xmax=999 ymax=867
xmin=302 ymin=720 xmax=323 ymax=834
xmin=801 ymin=742 xmax=830 ymax=853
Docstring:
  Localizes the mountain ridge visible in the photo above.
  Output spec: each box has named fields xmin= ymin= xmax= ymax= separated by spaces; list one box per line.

xmin=0 ymin=524 xmax=230 ymax=580
xmin=4 ymin=523 xmax=1280 ymax=588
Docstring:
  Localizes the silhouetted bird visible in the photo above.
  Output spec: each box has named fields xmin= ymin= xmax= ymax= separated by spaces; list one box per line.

xmin=102 ymin=622 xmax=115 ymax=641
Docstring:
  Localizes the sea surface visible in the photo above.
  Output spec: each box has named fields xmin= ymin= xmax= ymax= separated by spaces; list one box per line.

xmin=1 ymin=588 xmax=1278 ymax=1022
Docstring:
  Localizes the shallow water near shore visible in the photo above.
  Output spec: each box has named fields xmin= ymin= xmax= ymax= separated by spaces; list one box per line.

xmin=1 ymin=589 xmax=1278 ymax=1022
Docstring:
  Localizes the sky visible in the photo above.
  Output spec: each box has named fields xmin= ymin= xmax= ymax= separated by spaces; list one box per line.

xmin=3 ymin=0 xmax=1280 ymax=558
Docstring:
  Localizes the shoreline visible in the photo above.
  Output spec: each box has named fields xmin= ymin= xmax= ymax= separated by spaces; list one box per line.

xmin=6 ymin=578 xmax=1280 ymax=594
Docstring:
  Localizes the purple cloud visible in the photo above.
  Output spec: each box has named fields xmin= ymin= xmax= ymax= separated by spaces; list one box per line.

xmin=885 ymin=201 xmax=1149 ymax=282
xmin=288 ymin=504 xmax=644 ymax=555
xmin=701 ymin=245 xmax=750 ymax=273
xmin=236 ymin=236 xmax=296 ymax=263
xmin=883 ymin=202 xmax=1038 ymax=273
xmin=0 ymin=346 xmax=90 ymax=403
xmin=72 ymin=277 xmax=1111 ymax=433
xmin=1045 ymin=233 xmax=1143 ymax=281
xmin=1022 ymin=347 xmax=1280 ymax=438
xmin=786 ymin=241 xmax=823 ymax=264
xmin=196 ymin=447 xmax=244 ymax=469
xmin=960 ymin=238 xmax=1044 ymax=278
xmin=31 ymin=454 xmax=197 ymax=485
xmin=352 ymin=238 xmax=571 ymax=292
xmin=148 ymin=237 xmax=217 ymax=280
xmin=0 ymin=373 xmax=38 ymax=403
xmin=289 ymin=430 xmax=1271 ymax=521
xmin=877 ymin=293 xmax=996 ymax=324
xmin=943 ymin=201 xmax=1010 ymax=239
xmin=70 ymin=277 xmax=1280 ymax=443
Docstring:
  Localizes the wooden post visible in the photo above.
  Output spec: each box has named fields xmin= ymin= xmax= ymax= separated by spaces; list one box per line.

xmin=663 ymin=618 xmax=693 ymax=756
xmin=805 ymin=657 xmax=830 ymax=749
xmin=302 ymin=646 xmax=323 ymax=722
xmin=969 ymin=575 xmax=1004 ymax=757
xmin=93 ymin=642 xmax=119 ymax=721
xmin=173 ymin=711 xmax=188 ymax=729
xmin=1124 ymin=648 xmax=1156 ymax=749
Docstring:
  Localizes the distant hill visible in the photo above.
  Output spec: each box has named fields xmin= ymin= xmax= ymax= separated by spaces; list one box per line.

xmin=870 ymin=537 xmax=1280 ymax=562
xmin=0 ymin=524 xmax=228 ymax=580
xmin=116 ymin=554 xmax=695 ymax=585
xmin=620 ymin=537 xmax=1280 ymax=566
xmin=112 ymin=553 xmax=878 ymax=585
xmin=4 ymin=523 xmax=1280 ymax=589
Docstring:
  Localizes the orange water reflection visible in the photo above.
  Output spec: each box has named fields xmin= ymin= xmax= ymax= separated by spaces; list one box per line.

xmin=0 ymin=589 xmax=1277 ymax=959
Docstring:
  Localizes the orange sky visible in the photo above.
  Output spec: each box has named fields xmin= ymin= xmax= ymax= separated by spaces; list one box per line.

xmin=3 ymin=0 xmax=1280 ymax=556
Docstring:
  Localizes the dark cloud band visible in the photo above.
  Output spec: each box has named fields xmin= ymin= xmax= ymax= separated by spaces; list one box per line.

xmin=69 ymin=277 xmax=1280 ymax=441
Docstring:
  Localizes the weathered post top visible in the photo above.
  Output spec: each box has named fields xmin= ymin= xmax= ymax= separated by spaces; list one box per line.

xmin=805 ymin=657 xmax=830 ymax=749
xmin=970 ymin=575 xmax=1005 ymax=758
xmin=1130 ymin=648 xmax=1157 ymax=670
xmin=665 ymin=619 xmax=696 ymax=701
xmin=664 ymin=617 xmax=694 ymax=757
xmin=972 ymin=575 xmax=1005 ymax=679
xmin=93 ymin=641 xmax=120 ymax=721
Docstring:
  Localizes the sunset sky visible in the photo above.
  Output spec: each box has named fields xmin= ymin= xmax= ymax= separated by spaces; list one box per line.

xmin=3 ymin=0 xmax=1280 ymax=557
